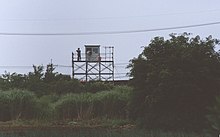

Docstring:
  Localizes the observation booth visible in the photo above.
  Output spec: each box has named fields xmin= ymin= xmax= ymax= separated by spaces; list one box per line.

xmin=72 ymin=45 xmax=114 ymax=82
xmin=85 ymin=45 xmax=100 ymax=62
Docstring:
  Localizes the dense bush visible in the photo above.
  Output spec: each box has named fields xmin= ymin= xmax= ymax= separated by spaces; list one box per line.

xmin=206 ymin=96 xmax=220 ymax=136
xmin=52 ymin=79 xmax=84 ymax=95
xmin=26 ymin=81 xmax=49 ymax=96
xmin=128 ymin=33 xmax=220 ymax=130
xmin=84 ymin=82 xmax=114 ymax=93
xmin=0 ymin=72 xmax=27 ymax=91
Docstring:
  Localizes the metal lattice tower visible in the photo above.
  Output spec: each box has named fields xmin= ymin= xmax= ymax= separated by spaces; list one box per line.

xmin=72 ymin=45 xmax=114 ymax=82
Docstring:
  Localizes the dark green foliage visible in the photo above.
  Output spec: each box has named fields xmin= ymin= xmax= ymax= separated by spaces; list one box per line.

xmin=8 ymin=73 xmax=27 ymax=89
xmin=0 ymin=72 xmax=27 ymax=90
xmin=0 ymin=75 xmax=9 ymax=90
xmin=0 ymin=64 xmax=85 ymax=95
xmin=52 ymin=79 xmax=83 ymax=95
xmin=0 ymin=63 xmax=117 ymax=96
xmin=128 ymin=33 xmax=220 ymax=130
xmin=25 ymin=65 xmax=47 ymax=96
xmin=206 ymin=96 xmax=220 ymax=136
xmin=44 ymin=63 xmax=57 ymax=83
xmin=84 ymin=81 xmax=114 ymax=93
xmin=26 ymin=81 xmax=49 ymax=97
xmin=30 ymin=65 xmax=44 ymax=80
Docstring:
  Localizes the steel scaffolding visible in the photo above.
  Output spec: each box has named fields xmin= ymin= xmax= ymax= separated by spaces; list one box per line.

xmin=72 ymin=45 xmax=114 ymax=82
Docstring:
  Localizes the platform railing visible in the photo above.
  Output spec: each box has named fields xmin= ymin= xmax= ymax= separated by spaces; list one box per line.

xmin=72 ymin=53 xmax=113 ymax=62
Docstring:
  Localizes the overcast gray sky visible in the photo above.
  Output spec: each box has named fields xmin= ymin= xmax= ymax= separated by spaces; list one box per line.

xmin=0 ymin=0 xmax=220 ymax=79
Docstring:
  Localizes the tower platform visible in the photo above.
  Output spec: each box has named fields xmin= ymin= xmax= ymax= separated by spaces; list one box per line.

xmin=72 ymin=45 xmax=114 ymax=82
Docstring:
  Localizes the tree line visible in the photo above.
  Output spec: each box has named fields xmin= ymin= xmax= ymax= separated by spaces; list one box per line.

xmin=0 ymin=63 xmax=114 ymax=96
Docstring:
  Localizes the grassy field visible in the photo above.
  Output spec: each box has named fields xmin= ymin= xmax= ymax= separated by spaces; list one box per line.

xmin=0 ymin=129 xmax=203 ymax=137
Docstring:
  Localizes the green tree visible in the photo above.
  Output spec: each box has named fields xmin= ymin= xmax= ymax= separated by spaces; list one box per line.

xmin=44 ymin=63 xmax=57 ymax=83
xmin=128 ymin=33 xmax=220 ymax=130
xmin=26 ymin=65 xmax=47 ymax=96
xmin=29 ymin=65 xmax=44 ymax=80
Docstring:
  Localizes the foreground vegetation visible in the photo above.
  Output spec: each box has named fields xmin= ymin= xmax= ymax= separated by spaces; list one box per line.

xmin=1 ymin=33 xmax=220 ymax=136
xmin=0 ymin=128 xmax=203 ymax=137
xmin=0 ymin=86 xmax=132 ymax=122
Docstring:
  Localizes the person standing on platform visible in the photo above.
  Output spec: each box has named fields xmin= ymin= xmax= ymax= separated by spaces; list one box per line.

xmin=76 ymin=48 xmax=81 ymax=61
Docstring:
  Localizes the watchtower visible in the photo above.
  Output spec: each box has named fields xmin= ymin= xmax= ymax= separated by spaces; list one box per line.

xmin=72 ymin=45 xmax=114 ymax=82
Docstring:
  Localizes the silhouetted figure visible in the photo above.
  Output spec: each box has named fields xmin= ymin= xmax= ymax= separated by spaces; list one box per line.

xmin=76 ymin=48 xmax=81 ymax=61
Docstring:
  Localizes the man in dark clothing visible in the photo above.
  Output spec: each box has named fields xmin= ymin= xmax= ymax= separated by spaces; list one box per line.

xmin=76 ymin=48 xmax=81 ymax=61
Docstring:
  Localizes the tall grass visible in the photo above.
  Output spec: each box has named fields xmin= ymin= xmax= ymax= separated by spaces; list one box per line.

xmin=0 ymin=90 xmax=38 ymax=121
xmin=0 ymin=86 xmax=132 ymax=121
xmin=54 ymin=92 xmax=94 ymax=120
xmin=34 ymin=95 xmax=59 ymax=121
xmin=54 ymin=86 xmax=132 ymax=120
xmin=92 ymin=86 xmax=132 ymax=118
xmin=0 ymin=90 xmax=58 ymax=121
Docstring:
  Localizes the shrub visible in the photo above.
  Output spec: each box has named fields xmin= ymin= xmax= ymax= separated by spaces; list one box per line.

xmin=26 ymin=81 xmax=49 ymax=97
